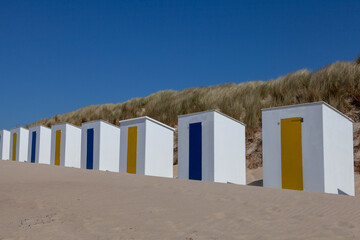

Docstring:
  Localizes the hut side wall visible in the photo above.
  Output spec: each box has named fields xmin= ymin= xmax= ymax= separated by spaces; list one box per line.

xmin=322 ymin=105 xmax=355 ymax=196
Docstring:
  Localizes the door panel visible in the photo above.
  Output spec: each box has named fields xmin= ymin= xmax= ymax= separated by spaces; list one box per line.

xmin=189 ymin=122 xmax=202 ymax=180
xmin=281 ymin=117 xmax=303 ymax=190
xmin=86 ymin=128 xmax=94 ymax=169
xmin=12 ymin=133 xmax=17 ymax=161
xmin=55 ymin=130 xmax=61 ymax=166
xmin=127 ymin=126 xmax=137 ymax=174
xmin=31 ymin=131 xmax=36 ymax=163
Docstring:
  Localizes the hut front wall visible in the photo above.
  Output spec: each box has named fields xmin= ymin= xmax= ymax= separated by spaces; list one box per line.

xmin=0 ymin=130 xmax=10 ymax=160
xmin=178 ymin=112 xmax=215 ymax=181
xmin=262 ymin=104 xmax=325 ymax=192
xmin=10 ymin=128 xmax=29 ymax=162
xmin=51 ymin=124 xmax=81 ymax=168
xmin=51 ymin=125 xmax=67 ymax=166
xmin=119 ymin=121 xmax=146 ymax=174
xmin=144 ymin=120 xmax=173 ymax=178
xmin=28 ymin=126 xmax=51 ymax=164
xmin=28 ymin=126 xmax=40 ymax=163
xmin=81 ymin=122 xmax=101 ymax=170
xmin=213 ymin=113 xmax=246 ymax=184
xmin=322 ymin=105 xmax=354 ymax=196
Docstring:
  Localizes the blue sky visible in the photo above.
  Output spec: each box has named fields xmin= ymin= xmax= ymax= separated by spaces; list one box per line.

xmin=1 ymin=0 xmax=359 ymax=129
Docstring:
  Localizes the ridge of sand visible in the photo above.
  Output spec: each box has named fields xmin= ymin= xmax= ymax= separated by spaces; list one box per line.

xmin=1 ymin=161 xmax=360 ymax=240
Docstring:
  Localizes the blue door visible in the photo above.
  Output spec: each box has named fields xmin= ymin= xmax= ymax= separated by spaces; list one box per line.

xmin=86 ymin=128 xmax=94 ymax=169
xmin=189 ymin=122 xmax=202 ymax=180
xmin=31 ymin=131 xmax=36 ymax=163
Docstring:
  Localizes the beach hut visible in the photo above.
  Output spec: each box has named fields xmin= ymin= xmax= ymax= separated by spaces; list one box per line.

xmin=28 ymin=126 xmax=51 ymax=164
xmin=10 ymin=127 xmax=29 ymax=162
xmin=0 ymin=130 xmax=10 ymax=160
xmin=119 ymin=116 xmax=174 ymax=178
xmin=178 ymin=110 xmax=246 ymax=184
xmin=81 ymin=120 xmax=120 ymax=172
xmin=262 ymin=102 xmax=354 ymax=196
xmin=50 ymin=123 xmax=81 ymax=168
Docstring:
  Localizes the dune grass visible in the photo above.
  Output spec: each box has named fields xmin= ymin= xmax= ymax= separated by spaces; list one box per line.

xmin=29 ymin=60 xmax=360 ymax=131
xmin=27 ymin=58 xmax=360 ymax=168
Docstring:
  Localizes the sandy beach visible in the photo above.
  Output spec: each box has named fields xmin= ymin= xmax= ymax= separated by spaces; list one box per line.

xmin=1 ymin=160 xmax=360 ymax=240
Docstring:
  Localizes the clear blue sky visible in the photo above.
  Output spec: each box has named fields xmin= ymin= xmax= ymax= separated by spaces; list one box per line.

xmin=1 ymin=0 xmax=359 ymax=129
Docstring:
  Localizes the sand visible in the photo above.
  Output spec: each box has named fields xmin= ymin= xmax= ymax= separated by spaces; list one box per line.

xmin=1 ymin=161 xmax=360 ymax=240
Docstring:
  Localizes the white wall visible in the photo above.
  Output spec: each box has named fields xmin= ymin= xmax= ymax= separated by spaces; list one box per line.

xmin=39 ymin=126 xmax=51 ymax=164
xmin=137 ymin=123 xmax=146 ymax=175
xmin=178 ymin=111 xmax=245 ymax=184
xmin=0 ymin=130 xmax=10 ymax=160
xmin=51 ymin=124 xmax=81 ymax=168
xmin=65 ymin=124 xmax=81 ymax=168
xmin=322 ymin=105 xmax=355 ymax=196
xmin=10 ymin=127 xmax=29 ymax=162
xmin=214 ymin=113 xmax=246 ymax=184
xmin=28 ymin=126 xmax=51 ymax=164
xmin=119 ymin=124 xmax=128 ymax=173
xmin=119 ymin=119 xmax=146 ymax=174
xmin=99 ymin=121 xmax=120 ymax=172
xmin=81 ymin=121 xmax=120 ymax=172
xmin=263 ymin=102 xmax=344 ymax=194
xmin=178 ymin=111 xmax=215 ymax=181
xmin=81 ymin=121 xmax=101 ymax=170
xmin=50 ymin=124 xmax=66 ymax=166
xmin=119 ymin=117 xmax=173 ymax=178
xmin=144 ymin=120 xmax=173 ymax=178
xmin=28 ymin=126 xmax=39 ymax=163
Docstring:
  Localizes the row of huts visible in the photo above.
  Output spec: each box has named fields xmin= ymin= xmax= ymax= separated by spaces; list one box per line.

xmin=0 ymin=102 xmax=355 ymax=196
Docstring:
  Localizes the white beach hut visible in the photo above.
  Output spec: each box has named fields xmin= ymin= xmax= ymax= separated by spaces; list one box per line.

xmin=28 ymin=126 xmax=51 ymax=164
xmin=10 ymin=127 xmax=29 ymax=162
xmin=0 ymin=130 xmax=10 ymax=160
xmin=50 ymin=123 xmax=81 ymax=168
xmin=81 ymin=120 xmax=120 ymax=172
xmin=119 ymin=116 xmax=174 ymax=178
xmin=262 ymin=101 xmax=354 ymax=196
xmin=178 ymin=110 xmax=246 ymax=184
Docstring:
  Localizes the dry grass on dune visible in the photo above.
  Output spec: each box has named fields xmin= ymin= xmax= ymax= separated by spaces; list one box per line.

xmin=27 ymin=57 xmax=360 ymax=168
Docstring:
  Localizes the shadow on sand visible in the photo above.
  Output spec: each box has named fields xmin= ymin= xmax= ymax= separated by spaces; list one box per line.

xmin=247 ymin=179 xmax=263 ymax=187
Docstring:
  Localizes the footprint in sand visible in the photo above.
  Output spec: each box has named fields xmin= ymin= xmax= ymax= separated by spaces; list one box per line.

xmin=336 ymin=221 xmax=355 ymax=229
xmin=18 ymin=213 xmax=56 ymax=229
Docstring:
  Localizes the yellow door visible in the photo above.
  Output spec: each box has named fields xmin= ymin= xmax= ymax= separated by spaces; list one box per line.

xmin=12 ymin=133 xmax=17 ymax=161
xmin=127 ymin=126 xmax=137 ymax=174
xmin=281 ymin=117 xmax=303 ymax=190
xmin=55 ymin=130 xmax=61 ymax=166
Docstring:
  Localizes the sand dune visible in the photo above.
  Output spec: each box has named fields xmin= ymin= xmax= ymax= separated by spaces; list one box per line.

xmin=1 ymin=161 xmax=360 ymax=240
